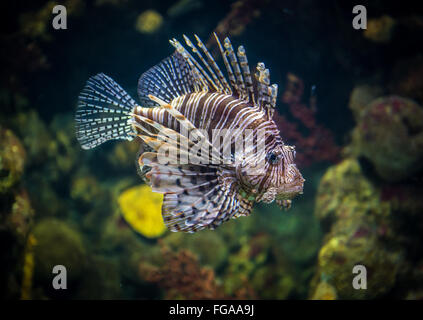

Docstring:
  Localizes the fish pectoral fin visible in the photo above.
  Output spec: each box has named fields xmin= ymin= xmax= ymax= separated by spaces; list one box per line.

xmin=138 ymin=151 xmax=241 ymax=232
xmin=162 ymin=174 xmax=241 ymax=233
xmin=232 ymin=197 xmax=254 ymax=218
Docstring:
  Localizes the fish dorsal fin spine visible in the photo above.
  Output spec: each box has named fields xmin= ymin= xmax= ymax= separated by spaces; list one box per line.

xmin=194 ymin=34 xmax=231 ymax=95
xmin=223 ymin=37 xmax=247 ymax=99
xmin=167 ymin=33 xmax=278 ymax=117
xmin=138 ymin=34 xmax=279 ymax=117
xmin=255 ymin=62 xmax=278 ymax=118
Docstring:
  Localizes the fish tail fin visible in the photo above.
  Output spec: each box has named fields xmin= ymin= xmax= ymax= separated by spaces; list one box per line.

xmin=75 ymin=73 xmax=138 ymax=150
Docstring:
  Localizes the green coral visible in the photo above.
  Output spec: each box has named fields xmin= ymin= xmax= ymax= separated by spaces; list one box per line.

xmin=251 ymin=266 xmax=295 ymax=299
xmin=32 ymin=219 xmax=86 ymax=285
xmin=348 ymin=85 xmax=383 ymax=121
xmin=313 ymin=158 xmax=404 ymax=299
xmin=0 ymin=127 xmax=26 ymax=193
xmin=75 ymin=255 xmax=122 ymax=299
xmin=9 ymin=190 xmax=34 ymax=241
xmin=12 ymin=110 xmax=51 ymax=165
xmin=350 ymin=96 xmax=423 ymax=182
xmin=163 ymin=231 xmax=228 ymax=269
xmin=315 ymin=158 xmax=383 ymax=227
xmin=48 ymin=114 xmax=81 ymax=178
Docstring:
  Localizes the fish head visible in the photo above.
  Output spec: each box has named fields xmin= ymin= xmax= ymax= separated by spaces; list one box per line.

xmin=236 ymin=144 xmax=304 ymax=204
xmin=272 ymin=145 xmax=305 ymax=201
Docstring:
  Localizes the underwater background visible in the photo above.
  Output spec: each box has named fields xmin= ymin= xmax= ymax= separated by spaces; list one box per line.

xmin=1 ymin=0 xmax=423 ymax=300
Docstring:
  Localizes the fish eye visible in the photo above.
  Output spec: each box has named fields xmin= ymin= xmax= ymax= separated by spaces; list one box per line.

xmin=266 ymin=151 xmax=281 ymax=165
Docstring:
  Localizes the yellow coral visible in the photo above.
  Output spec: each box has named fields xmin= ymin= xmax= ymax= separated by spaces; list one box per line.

xmin=311 ymin=281 xmax=337 ymax=300
xmin=21 ymin=233 xmax=37 ymax=300
xmin=364 ymin=15 xmax=396 ymax=43
xmin=135 ymin=10 xmax=163 ymax=34
xmin=118 ymin=185 xmax=166 ymax=238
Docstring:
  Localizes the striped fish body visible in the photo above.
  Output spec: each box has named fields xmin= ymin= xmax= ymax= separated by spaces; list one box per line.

xmin=133 ymin=92 xmax=271 ymax=144
xmin=75 ymin=34 xmax=305 ymax=233
xmin=132 ymin=91 xmax=292 ymax=198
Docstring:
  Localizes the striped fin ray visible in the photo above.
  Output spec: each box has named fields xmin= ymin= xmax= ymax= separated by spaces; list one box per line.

xmin=139 ymin=152 xmax=219 ymax=193
xmin=168 ymin=33 xmax=266 ymax=107
xmin=214 ymin=34 xmax=239 ymax=96
xmin=130 ymin=113 xmax=195 ymax=151
xmin=237 ymin=45 xmax=255 ymax=103
xmin=255 ymin=62 xmax=278 ymax=118
xmin=233 ymin=197 xmax=254 ymax=218
xmin=137 ymin=52 xmax=197 ymax=107
xmin=169 ymin=38 xmax=210 ymax=91
xmin=182 ymin=34 xmax=221 ymax=92
xmin=137 ymin=135 xmax=213 ymax=168
xmin=146 ymin=94 xmax=230 ymax=162
xmin=194 ymin=34 xmax=232 ymax=95
xmin=136 ymin=147 xmax=241 ymax=233
xmin=129 ymin=109 xmax=227 ymax=178
xmin=223 ymin=37 xmax=247 ymax=100
xmin=130 ymin=114 xmax=245 ymax=232
xmin=162 ymin=178 xmax=242 ymax=233
xmin=75 ymin=73 xmax=137 ymax=150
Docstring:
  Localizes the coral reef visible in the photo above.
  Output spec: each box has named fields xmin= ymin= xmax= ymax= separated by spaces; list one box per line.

xmin=8 ymin=190 xmax=34 ymax=240
xmin=350 ymin=96 xmax=423 ymax=182
xmin=389 ymin=55 xmax=423 ymax=105
xmin=11 ymin=110 xmax=52 ymax=165
xmin=139 ymin=243 xmax=224 ymax=299
xmin=0 ymin=127 xmax=26 ymax=193
xmin=19 ymin=0 xmax=84 ymax=40
xmin=135 ymin=10 xmax=163 ymax=34
xmin=274 ymin=73 xmax=340 ymax=167
xmin=20 ymin=233 xmax=37 ymax=300
xmin=139 ymin=242 xmax=255 ymax=299
xmin=312 ymin=158 xmax=405 ymax=299
xmin=0 ymin=127 xmax=34 ymax=300
xmin=107 ymin=140 xmax=140 ymax=171
xmin=118 ymin=184 xmax=166 ymax=239
xmin=32 ymin=219 xmax=86 ymax=286
xmin=219 ymin=230 xmax=297 ymax=299
xmin=348 ymin=85 xmax=384 ymax=121
xmin=310 ymin=281 xmax=337 ymax=300
xmin=48 ymin=114 xmax=81 ymax=178
xmin=0 ymin=188 xmax=35 ymax=299
xmin=364 ymin=15 xmax=396 ymax=44
xmin=74 ymin=255 xmax=123 ymax=299
xmin=163 ymin=231 xmax=228 ymax=269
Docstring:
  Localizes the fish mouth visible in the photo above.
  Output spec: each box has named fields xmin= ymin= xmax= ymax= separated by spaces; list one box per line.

xmin=276 ymin=178 xmax=305 ymax=200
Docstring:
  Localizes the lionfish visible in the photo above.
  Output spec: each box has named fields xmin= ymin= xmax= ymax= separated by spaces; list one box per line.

xmin=75 ymin=34 xmax=305 ymax=233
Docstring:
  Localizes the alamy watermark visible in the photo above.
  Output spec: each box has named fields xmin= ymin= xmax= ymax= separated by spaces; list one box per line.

xmin=352 ymin=5 xmax=367 ymax=30
xmin=52 ymin=265 xmax=67 ymax=290
xmin=52 ymin=5 xmax=67 ymax=30
xmin=352 ymin=264 xmax=367 ymax=290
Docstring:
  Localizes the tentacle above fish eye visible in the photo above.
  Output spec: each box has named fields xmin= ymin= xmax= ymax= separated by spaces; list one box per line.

xmin=282 ymin=145 xmax=296 ymax=163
